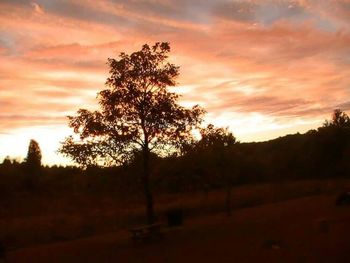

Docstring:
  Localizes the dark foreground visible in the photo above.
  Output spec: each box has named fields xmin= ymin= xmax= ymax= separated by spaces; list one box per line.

xmin=6 ymin=194 xmax=350 ymax=263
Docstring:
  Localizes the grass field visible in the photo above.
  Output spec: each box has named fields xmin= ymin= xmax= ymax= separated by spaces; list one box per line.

xmin=5 ymin=192 xmax=350 ymax=263
xmin=0 ymin=179 xmax=349 ymax=246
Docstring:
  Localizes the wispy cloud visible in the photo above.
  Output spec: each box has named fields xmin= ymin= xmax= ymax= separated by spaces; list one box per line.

xmin=0 ymin=0 xmax=349 ymax=163
xmin=31 ymin=2 xmax=44 ymax=15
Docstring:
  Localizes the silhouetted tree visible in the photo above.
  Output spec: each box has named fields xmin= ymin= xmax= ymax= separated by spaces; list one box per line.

xmin=1 ymin=156 xmax=12 ymax=167
xmin=323 ymin=109 xmax=350 ymax=129
xmin=195 ymin=124 xmax=237 ymax=215
xmin=25 ymin=139 xmax=42 ymax=174
xmin=197 ymin=124 xmax=236 ymax=149
xmin=59 ymin=42 xmax=204 ymax=223
xmin=319 ymin=109 xmax=350 ymax=175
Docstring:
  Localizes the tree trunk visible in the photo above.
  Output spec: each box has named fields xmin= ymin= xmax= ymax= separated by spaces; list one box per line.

xmin=143 ymin=147 xmax=155 ymax=224
xmin=225 ymin=184 xmax=232 ymax=216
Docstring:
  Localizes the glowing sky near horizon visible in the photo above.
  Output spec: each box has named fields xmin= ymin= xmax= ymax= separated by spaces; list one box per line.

xmin=0 ymin=0 xmax=349 ymax=165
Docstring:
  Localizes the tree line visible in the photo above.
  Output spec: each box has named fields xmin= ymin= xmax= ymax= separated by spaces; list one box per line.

xmin=1 ymin=43 xmax=350 ymax=223
xmin=1 ymin=108 xmax=350 ymax=216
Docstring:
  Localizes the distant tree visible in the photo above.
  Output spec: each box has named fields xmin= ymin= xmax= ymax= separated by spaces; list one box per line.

xmin=1 ymin=156 xmax=12 ymax=167
xmin=25 ymin=139 xmax=42 ymax=173
xmin=197 ymin=124 xmax=236 ymax=149
xmin=323 ymin=109 xmax=350 ymax=129
xmin=195 ymin=124 xmax=237 ymax=215
xmin=59 ymin=42 xmax=205 ymax=224
xmin=320 ymin=109 xmax=350 ymax=174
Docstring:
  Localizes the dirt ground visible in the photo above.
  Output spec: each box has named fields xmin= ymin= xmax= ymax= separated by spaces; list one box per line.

xmin=5 ymin=194 xmax=350 ymax=263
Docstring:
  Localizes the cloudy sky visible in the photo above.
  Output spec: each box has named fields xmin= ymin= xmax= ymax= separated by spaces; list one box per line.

xmin=0 ymin=0 xmax=349 ymax=164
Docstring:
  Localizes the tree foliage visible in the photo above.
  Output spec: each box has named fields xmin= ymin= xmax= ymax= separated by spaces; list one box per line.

xmin=59 ymin=42 xmax=204 ymax=167
xmin=182 ymin=125 xmax=237 ymax=186
xmin=197 ymin=124 xmax=236 ymax=150
xmin=188 ymin=124 xmax=238 ymax=215
xmin=197 ymin=125 xmax=237 ymax=180
xmin=25 ymin=139 xmax=42 ymax=172
xmin=323 ymin=109 xmax=350 ymax=129
xmin=59 ymin=42 xmax=205 ymax=223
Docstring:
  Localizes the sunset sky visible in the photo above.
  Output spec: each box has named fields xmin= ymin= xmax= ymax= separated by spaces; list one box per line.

xmin=0 ymin=0 xmax=349 ymax=165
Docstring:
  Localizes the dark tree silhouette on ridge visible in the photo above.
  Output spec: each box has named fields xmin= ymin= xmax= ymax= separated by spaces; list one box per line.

xmin=323 ymin=109 xmax=350 ymax=129
xmin=192 ymin=124 xmax=238 ymax=216
xmin=59 ymin=42 xmax=205 ymax=224
xmin=25 ymin=139 xmax=42 ymax=174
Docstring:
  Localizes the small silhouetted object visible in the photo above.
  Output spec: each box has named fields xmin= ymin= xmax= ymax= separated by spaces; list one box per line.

xmin=166 ymin=208 xmax=183 ymax=227
xmin=336 ymin=191 xmax=350 ymax=205
xmin=130 ymin=223 xmax=163 ymax=242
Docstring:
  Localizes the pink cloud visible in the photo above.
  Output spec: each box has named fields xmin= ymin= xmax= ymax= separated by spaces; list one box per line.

xmin=0 ymin=0 xmax=349 ymax=163
xmin=31 ymin=2 xmax=44 ymax=15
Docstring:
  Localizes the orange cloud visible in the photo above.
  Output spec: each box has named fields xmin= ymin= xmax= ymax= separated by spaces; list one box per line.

xmin=0 ymin=0 xmax=349 ymax=164
xmin=31 ymin=2 xmax=44 ymax=15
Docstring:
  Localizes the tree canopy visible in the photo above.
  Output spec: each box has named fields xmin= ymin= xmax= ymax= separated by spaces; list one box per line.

xmin=59 ymin=42 xmax=205 ymax=223
xmin=323 ymin=109 xmax=350 ymax=129
xmin=197 ymin=124 xmax=236 ymax=150
xmin=25 ymin=139 xmax=42 ymax=172
xmin=59 ymin=42 xmax=204 ymax=167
